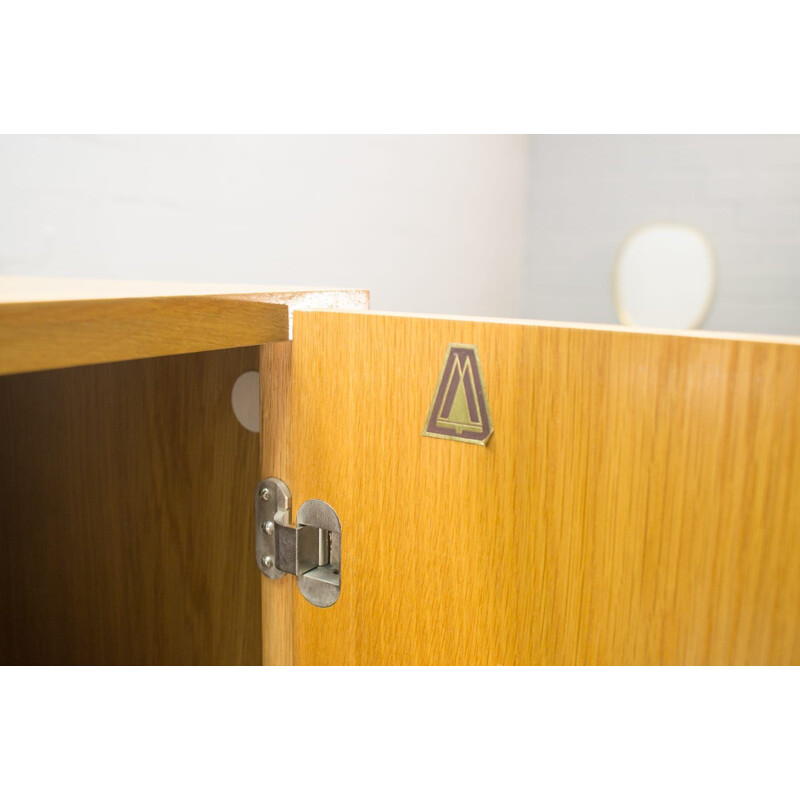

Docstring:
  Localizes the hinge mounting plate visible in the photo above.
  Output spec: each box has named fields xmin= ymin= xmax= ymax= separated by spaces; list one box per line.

xmin=255 ymin=477 xmax=341 ymax=608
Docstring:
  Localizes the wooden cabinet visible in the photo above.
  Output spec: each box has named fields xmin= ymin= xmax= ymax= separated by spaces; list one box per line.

xmin=0 ymin=278 xmax=365 ymax=665
xmin=2 ymin=278 xmax=799 ymax=664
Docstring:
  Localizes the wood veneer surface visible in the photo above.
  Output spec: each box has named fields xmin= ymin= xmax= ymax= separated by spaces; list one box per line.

xmin=289 ymin=311 xmax=800 ymax=665
xmin=0 ymin=347 xmax=262 ymax=664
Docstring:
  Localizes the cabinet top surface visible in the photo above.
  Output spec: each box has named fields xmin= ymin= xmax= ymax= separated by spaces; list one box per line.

xmin=0 ymin=276 xmax=369 ymax=376
xmin=0 ymin=275 xmax=369 ymax=306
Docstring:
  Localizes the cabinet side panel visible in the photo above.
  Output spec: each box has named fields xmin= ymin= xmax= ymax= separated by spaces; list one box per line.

xmin=0 ymin=347 xmax=262 ymax=665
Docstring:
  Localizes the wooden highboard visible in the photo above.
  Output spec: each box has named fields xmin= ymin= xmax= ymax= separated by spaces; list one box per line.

xmin=3 ymin=278 xmax=799 ymax=665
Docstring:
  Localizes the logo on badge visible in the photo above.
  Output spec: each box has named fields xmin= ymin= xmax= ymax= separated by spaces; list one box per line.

xmin=423 ymin=344 xmax=493 ymax=445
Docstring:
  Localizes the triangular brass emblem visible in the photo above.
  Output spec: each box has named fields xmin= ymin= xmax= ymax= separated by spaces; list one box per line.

xmin=423 ymin=344 xmax=493 ymax=445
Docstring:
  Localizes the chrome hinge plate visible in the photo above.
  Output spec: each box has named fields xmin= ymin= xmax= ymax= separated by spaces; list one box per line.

xmin=255 ymin=477 xmax=341 ymax=608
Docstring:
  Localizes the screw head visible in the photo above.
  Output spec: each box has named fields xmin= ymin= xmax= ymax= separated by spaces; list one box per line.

xmin=262 ymin=520 xmax=275 ymax=535
xmin=262 ymin=555 xmax=274 ymax=570
xmin=260 ymin=487 xmax=271 ymax=502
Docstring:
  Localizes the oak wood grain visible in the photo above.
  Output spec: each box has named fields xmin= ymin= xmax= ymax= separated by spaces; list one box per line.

xmin=259 ymin=341 xmax=294 ymax=666
xmin=0 ymin=347 xmax=262 ymax=665
xmin=0 ymin=295 xmax=288 ymax=376
xmin=289 ymin=311 xmax=800 ymax=665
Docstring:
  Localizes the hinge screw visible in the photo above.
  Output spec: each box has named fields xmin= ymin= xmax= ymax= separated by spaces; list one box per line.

xmin=262 ymin=521 xmax=275 ymax=536
xmin=262 ymin=555 xmax=274 ymax=570
xmin=260 ymin=487 xmax=271 ymax=502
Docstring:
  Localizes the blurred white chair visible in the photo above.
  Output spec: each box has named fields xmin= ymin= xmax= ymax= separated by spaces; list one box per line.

xmin=613 ymin=223 xmax=716 ymax=329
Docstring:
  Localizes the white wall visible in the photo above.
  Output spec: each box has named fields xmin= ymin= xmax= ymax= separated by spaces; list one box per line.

xmin=7 ymin=135 xmax=798 ymax=334
xmin=0 ymin=135 xmax=530 ymax=318
xmin=525 ymin=135 xmax=800 ymax=335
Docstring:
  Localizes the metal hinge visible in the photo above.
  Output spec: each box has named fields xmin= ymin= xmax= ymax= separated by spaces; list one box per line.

xmin=255 ymin=477 xmax=341 ymax=608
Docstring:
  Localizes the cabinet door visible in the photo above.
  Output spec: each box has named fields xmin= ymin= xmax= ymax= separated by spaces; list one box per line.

xmin=263 ymin=311 xmax=800 ymax=665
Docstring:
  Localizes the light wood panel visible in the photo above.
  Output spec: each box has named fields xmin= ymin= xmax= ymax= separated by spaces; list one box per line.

xmin=259 ymin=341 xmax=294 ymax=665
xmin=0 ymin=275 xmax=372 ymax=377
xmin=0 ymin=347 xmax=262 ymax=664
xmin=0 ymin=276 xmax=368 ymax=376
xmin=0 ymin=295 xmax=288 ymax=376
xmin=288 ymin=311 xmax=800 ymax=665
